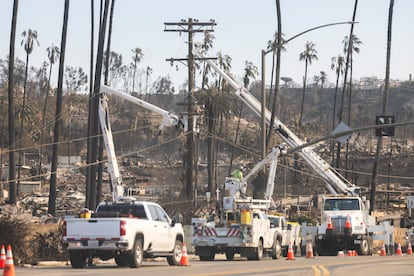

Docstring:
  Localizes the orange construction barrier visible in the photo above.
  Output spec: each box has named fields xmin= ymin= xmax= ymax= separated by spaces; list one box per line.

xmin=305 ymin=240 xmax=314 ymax=258
xmin=396 ymin=243 xmax=402 ymax=256
xmin=407 ymin=242 xmax=413 ymax=255
xmin=380 ymin=243 xmax=387 ymax=256
xmin=286 ymin=242 xmax=295 ymax=260
xmin=180 ymin=242 xmax=189 ymax=266
xmin=0 ymin=245 xmax=5 ymax=269
xmin=3 ymin=245 xmax=15 ymax=276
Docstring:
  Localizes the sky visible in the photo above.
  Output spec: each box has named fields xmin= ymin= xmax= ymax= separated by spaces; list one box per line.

xmin=0 ymin=0 xmax=413 ymax=92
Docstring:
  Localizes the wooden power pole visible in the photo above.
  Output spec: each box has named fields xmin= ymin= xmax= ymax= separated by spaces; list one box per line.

xmin=164 ymin=18 xmax=216 ymax=198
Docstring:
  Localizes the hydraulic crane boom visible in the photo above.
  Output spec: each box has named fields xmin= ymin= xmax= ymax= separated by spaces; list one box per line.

xmin=195 ymin=47 xmax=358 ymax=196
xmin=100 ymin=85 xmax=184 ymax=131
xmin=98 ymin=85 xmax=185 ymax=201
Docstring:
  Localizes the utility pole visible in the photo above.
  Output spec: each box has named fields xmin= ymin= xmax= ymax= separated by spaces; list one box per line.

xmin=164 ymin=18 xmax=216 ymax=199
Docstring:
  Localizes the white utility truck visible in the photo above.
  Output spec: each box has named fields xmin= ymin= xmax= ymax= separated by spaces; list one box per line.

xmin=192 ymin=146 xmax=295 ymax=260
xmin=62 ymin=85 xmax=186 ymax=268
xmin=194 ymin=46 xmax=375 ymax=256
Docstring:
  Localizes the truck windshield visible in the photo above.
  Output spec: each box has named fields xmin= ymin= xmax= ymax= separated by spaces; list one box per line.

xmin=324 ymin=199 xmax=360 ymax=211
xmin=268 ymin=216 xmax=280 ymax=228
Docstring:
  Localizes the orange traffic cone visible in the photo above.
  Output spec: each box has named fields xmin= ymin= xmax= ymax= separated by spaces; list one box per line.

xmin=326 ymin=216 xmax=333 ymax=230
xmin=345 ymin=215 xmax=351 ymax=229
xmin=380 ymin=243 xmax=387 ymax=256
xmin=0 ymin=245 xmax=5 ymax=269
xmin=407 ymin=242 xmax=413 ymax=255
xmin=306 ymin=240 xmax=314 ymax=258
xmin=3 ymin=245 xmax=15 ymax=276
xmin=396 ymin=243 xmax=402 ymax=256
xmin=180 ymin=242 xmax=189 ymax=266
xmin=286 ymin=242 xmax=295 ymax=260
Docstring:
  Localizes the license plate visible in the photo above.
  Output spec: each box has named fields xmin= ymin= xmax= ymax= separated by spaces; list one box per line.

xmin=354 ymin=240 xmax=361 ymax=244
xmin=88 ymin=240 xmax=99 ymax=247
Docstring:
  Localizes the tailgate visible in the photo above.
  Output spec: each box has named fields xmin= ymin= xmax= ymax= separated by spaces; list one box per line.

xmin=65 ymin=218 xmax=122 ymax=239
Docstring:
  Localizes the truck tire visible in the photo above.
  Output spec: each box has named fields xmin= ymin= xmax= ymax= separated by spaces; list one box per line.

xmin=248 ymin=239 xmax=263 ymax=260
xmin=69 ymin=251 xmax=87 ymax=269
xmin=225 ymin=251 xmax=235 ymax=261
xmin=167 ymin=240 xmax=182 ymax=265
xmin=272 ymin=239 xmax=282 ymax=259
xmin=128 ymin=238 xmax=143 ymax=268
xmin=357 ymin=237 xmax=370 ymax=256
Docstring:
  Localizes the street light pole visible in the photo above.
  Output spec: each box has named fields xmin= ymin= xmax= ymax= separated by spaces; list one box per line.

xmin=260 ymin=21 xmax=356 ymax=158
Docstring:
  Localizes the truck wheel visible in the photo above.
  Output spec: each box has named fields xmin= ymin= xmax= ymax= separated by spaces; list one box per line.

xmin=115 ymin=254 xmax=129 ymax=267
xmin=357 ymin=237 xmax=370 ymax=256
xmin=69 ymin=251 xmax=87 ymax=269
xmin=225 ymin=251 xmax=235 ymax=261
xmin=128 ymin=238 xmax=143 ymax=268
xmin=167 ymin=240 xmax=182 ymax=265
xmin=248 ymin=239 xmax=263 ymax=260
xmin=272 ymin=239 xmax=282 ymax=259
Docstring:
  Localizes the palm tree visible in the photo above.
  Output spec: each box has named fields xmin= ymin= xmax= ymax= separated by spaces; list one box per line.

xmin=145 ymin=66 xmax=152 ymax=95
xmin=199 ymin=51 xmax=237 ymax=194
xmin=201 ymin=30 xmax=215 ymax=89
xmin=198 ymin=86 xmax=239 ymax=196
xmin=85 ymin=0 xmax=96 ymax=210
xmin=18 ymin=28 xmax=39 ymax=185
xmin=131 ymin=47 xmax=143 ymax=93
xmin=88 ymin=0 xmax=110 ymax=209
xmin=97 ymin=0 xmax=116 ymax=204
xmin=330 ymin=55 xmax=345 ymax=166
xmin=228 ymin=60 xmax=258 ymax=174
xmin=7 ymin=0 xmax=19 ymax=205
xmin=371 ymin=0 xmax=394 ymax=213
xmin=49 ymin=0 xmax=69 ymax=216
xmin=298 ymin=41 xmax=318 ymax=135
xmin=40 ymin=45 xmax=60 ymax=169
xmin=265 ymin=0 xmax=283 ymax=151
xmin=343 ymin=34 xmax=362 ymax=171
xmin=319 ymin=71 xmax=328 ymax=126
xmin=335 ymin=1 xmax=359 ymax=170
xmin=343 ymin=34 xmax=362 ymax=125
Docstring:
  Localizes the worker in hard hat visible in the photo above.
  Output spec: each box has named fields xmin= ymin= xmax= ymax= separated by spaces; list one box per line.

xmin=231 ymin=166 xmax=244 ymax=180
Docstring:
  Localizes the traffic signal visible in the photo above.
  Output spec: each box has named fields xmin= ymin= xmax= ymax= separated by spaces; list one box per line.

xmin=375 ymin=115 xmax=395 ymax=137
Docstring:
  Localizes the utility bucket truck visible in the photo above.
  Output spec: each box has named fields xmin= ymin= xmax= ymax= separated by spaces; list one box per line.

xmin=192 ymin=145 xmax=300 ymax=261
xmin=194 ymin=46 xmax=376 ymax=256
xmin=63 ymin=85 xmax=186 ymax=268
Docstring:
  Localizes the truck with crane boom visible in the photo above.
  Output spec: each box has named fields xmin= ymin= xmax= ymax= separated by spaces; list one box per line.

xmin=62 ymin=85 xmax=186 ymax=268
xmin=193 ymin=45 xmax=375 ymax=256
xmin=191 ymin=145 xmax=302 ymax=260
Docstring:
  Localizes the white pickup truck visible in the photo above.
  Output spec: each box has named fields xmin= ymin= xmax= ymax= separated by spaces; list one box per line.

xmin=267 ymin=214 xmax=302 ymax=257
xmin=62 ymin=199 xmax=185 ymax=268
